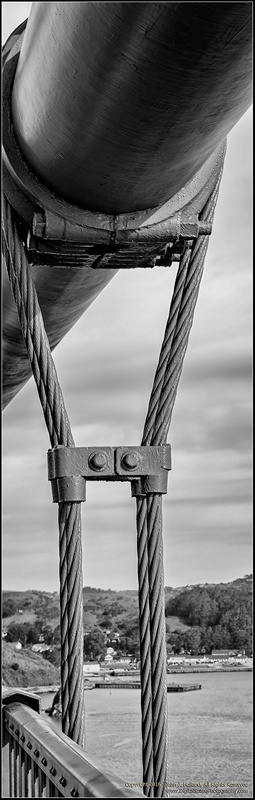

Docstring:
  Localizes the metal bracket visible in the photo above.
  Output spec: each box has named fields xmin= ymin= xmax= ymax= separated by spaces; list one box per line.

xmin=24 ymin=213 xmax=211 ymax=269
xmin=30 ymin=209 xmax=211 ymax=243
xmin=47 ymin=445 xmax=171 ymax=502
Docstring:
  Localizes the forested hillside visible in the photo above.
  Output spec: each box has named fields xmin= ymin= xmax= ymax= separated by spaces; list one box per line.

xmin=164 ymin=576 xmax=252 ymax=655
xmin=2 ymin=575 xmax=252 ymax=659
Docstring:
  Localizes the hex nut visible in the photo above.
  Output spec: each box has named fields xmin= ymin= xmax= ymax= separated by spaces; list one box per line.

xmin=89 ymin=452 xmax=107 ymax=471
xmin=121 ymin=452 xmax=140 ymax=470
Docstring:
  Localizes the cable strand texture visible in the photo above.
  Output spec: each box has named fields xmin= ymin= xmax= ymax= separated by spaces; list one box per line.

xmin=136 ymin=162 xmax=224 ymax=797
xmin=2 ymin=195 xmax=85 ymax=748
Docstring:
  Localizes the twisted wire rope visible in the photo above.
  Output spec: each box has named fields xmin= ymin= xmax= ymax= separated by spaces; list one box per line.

xmin=136 ymin=161 xmax=224 ymax=797
xmin=2 ymin=194 xmax=85 ymax=747
xmin=141 ymin=247 xmax=191 ymax=448
xmin=136 ymin=497 xmax=155 ymax=797
xmin=146 ymin=495 xmax=168 ymax=778
xmin=144 ymin=167 xmax=223 ymax=447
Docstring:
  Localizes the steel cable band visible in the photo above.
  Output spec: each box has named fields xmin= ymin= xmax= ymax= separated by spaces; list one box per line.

xmin=2 ymin=194 xmax=85 ymax=748
xmin=136 ymin=158 xmax=225 ymax=798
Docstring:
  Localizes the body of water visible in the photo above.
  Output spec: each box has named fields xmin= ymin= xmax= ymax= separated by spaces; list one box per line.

xmin=40 ymin=672 xmax=253 ymax=798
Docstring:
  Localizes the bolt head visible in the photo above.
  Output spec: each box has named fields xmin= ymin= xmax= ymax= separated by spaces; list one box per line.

xmin=89 ymin=452 xmax=107 ymax=471
xmin=122 ymin=451 xmax=140 ymax=470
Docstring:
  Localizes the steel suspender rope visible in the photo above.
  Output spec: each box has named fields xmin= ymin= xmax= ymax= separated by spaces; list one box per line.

xmin=134 ymin=167 xmax=224 ymax=797
xmin=2 ymin=148 xmax=224 ymax=794
xmin=2 ymin=195 xmax=85 ymax=747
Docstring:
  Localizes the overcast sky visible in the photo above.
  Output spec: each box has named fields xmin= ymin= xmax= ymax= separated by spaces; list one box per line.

xmin=2 ymin=3 xmax=252 ymax=593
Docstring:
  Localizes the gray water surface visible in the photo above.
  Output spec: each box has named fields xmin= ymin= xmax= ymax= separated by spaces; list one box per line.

xmin=41 ymin=671 xmax=253 ymax=798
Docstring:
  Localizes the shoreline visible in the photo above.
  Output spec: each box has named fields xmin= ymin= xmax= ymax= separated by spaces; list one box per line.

xmin=22 ymin=667 xmax=252 ymax=694
xmin=167 ymin=667 xmax=252 ymax=673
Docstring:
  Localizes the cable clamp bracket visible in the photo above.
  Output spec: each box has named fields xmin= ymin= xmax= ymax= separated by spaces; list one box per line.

xmin=47 ymin=445 xmax=172 ymax=502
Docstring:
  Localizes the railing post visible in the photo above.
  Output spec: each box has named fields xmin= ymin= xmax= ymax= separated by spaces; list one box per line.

xmin=2 ymin=690 xmax=40 ymax=799
xmin=2 ymin=696 xmax=144 ymax=798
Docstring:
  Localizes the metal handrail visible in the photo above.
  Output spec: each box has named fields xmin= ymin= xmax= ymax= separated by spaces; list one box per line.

xmin=2 ymin=699 xmax=143 ymax=798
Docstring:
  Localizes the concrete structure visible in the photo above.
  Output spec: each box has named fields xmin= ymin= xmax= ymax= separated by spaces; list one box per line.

xmin=211 ymin=650 xmax=244 ymax=659
xmin=109 ymin=660 xmax=132 ymax=671
xmin=83 ymin=663 xmax=100 ymax=675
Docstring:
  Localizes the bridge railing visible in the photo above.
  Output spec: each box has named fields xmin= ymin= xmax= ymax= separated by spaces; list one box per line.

xmin=2 ymin=690 xmax=143 ymax=798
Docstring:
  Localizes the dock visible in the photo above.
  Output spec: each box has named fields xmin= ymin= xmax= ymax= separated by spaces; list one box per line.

xmin=167 ymin=683 xmax=202 ymax=692
xmin=94 ymin=682 xmax=202 ymax=691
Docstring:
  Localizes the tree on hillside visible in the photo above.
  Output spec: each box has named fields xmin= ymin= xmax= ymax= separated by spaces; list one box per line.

xmin=119 ymin=633 xmax=140 ymax=659
xmin=42 ymin=648 xmax=61 ymax=667
xmin=83 ymin=628 xmax=107 ymax=661
xmin=6 ymin=623 xmax=41 ymax=646
xmin=200 ymin=625 xmax=214 ymax=654
xmin=98 ymin=613 xmax=112 ymax=630
xmin=51 ymin=625 xmax=61 ymax=645
xmin=6 ymin=623 xmax=36 ymax=645
xmin=166 ymin=630 xmax=184 ymax=654
xmin=39 ymin=625 xmax=55 ymax=645
xmin=212 ymin=625 xmax=232 ymax=650
xmin=23 ymin=598 xmax=34 ymax=608
xmin=2 ymin=598 xmax=17 ymax=617
xmin=183 ymin=627 xmax=202 ymax=655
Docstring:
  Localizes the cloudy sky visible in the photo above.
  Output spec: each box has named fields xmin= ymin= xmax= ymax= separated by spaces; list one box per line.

xmin=2 ymin=3 xmax=252 ymax=592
